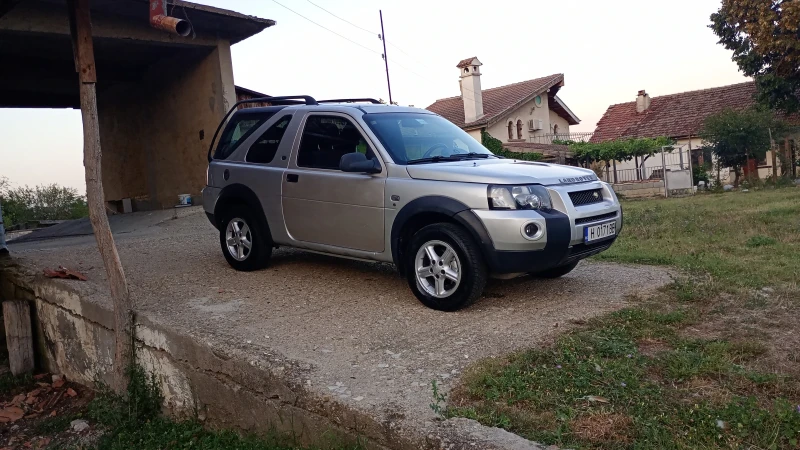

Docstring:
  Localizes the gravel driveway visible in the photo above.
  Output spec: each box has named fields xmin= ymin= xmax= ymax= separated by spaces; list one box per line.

xmin=10 ymin=208 xmax=672 ymax=444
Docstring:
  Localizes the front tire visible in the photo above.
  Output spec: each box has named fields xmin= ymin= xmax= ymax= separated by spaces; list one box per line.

xmin=406 ymin=223 xmax=487 ymax=311
xmin=532 ymin=260 xmax=580 ymax=278
xmin=219 ymin=205 xmax=272 ymax=271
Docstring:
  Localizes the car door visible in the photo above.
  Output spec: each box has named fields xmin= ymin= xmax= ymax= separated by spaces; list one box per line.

xmin=281 ymin=112 xmax=386 ymax=252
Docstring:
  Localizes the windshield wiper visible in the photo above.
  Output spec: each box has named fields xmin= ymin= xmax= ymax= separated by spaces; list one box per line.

xmin=407 ymin=155 xmax=462 ymax=165
xmin=450 ymin=152 xmax=493 ymax=159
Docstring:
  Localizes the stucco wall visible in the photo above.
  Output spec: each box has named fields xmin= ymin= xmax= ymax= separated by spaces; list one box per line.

xmin=483 ymin=94 xmax=568 ymax=143
xmin=98 ymin=41 xmax=235 ymax=209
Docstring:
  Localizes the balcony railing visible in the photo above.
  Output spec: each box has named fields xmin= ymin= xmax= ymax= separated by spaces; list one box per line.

xmin=529 ymin=132 xmax=594 ymax=145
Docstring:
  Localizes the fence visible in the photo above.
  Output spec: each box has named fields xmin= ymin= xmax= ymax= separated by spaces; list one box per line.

xmin=598 ymin=145 xmax=694 ymax=197
xmin=529 ymin=132 xmax=594 ymax=145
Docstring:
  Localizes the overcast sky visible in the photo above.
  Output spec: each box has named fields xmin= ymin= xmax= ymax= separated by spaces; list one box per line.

xmin=0 ymin=0 xmax=748 ymax=192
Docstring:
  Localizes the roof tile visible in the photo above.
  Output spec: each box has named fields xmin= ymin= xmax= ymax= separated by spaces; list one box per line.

xmin=426 ymin=74 xmax=565 ymax=129
xmin=590 ymin=81 xmax=800 ymax=142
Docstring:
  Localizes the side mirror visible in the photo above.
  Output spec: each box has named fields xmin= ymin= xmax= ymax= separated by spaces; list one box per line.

xmin=339 ymin=152 xmax=381 ymax=174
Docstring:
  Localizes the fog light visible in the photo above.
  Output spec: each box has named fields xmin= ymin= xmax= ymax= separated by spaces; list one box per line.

xmin=521 ymin=222 xmax=544 ymax=240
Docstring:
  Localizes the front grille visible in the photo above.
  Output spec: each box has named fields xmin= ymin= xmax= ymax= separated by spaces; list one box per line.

xmin=568 ymin=189 xmax=604 ymax=206
xmin=575 ymin=211 xmax=617 ymax=225
xmin=567 ymin=241 xmax=613 ymax=259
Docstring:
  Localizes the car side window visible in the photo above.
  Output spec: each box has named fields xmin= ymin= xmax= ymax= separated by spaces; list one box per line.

xmin=297 ymin=115 xmax=375 ymax=170
xmin=214 ymin=113 xmax=274 ymax=160
xmin=246 ymin=115 xmax=293 ymax=164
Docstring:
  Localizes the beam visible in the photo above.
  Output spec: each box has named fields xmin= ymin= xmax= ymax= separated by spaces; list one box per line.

xmin=66 ymin=0 xmax=133 ymax=394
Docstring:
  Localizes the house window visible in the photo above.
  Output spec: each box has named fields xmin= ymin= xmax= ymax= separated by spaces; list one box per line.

xmin=508 ymin=121 xmax=513 ymax=140
xmin=516 ymin=120 xmax=523 ymax=139
xmin=553 ymin=124 xmax=559 ymax=136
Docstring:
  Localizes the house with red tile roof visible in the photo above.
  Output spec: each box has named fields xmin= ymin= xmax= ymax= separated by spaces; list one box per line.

xmin=593 ymin=82 xmax=799 ymax=183
xmin=426 ymin=57 xmax=580 ymax=160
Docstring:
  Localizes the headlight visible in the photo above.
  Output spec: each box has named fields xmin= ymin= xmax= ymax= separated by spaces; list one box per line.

xmin=488 ymin=185 xmax=552 ymax=210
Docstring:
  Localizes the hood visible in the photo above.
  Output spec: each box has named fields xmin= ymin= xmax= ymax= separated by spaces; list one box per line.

xmin=404 ymin=159 xmax=598 ymax=186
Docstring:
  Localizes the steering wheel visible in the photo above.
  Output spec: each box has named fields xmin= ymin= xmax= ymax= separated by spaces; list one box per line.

xmin=422 ymin=143 xmax=454 ymax=158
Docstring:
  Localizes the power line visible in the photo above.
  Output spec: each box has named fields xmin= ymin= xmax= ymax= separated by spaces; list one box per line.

xmin=269 ymin=0 xmax=380 ymax=56
xmin=305 ymin=0 xmax=375 ymax=36
xmin=303 ymin=0 xmax=437 ymax=72
xmin=272 ymin=0 xmax=477 ymax=102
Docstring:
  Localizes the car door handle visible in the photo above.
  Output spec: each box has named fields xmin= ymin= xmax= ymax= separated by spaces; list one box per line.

xmin=286 ymin=174 xmax=299 ymax=183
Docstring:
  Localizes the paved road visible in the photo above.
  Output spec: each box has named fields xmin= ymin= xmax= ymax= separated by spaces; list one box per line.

xmin=10 ymin=208 xmax=672 ymax=441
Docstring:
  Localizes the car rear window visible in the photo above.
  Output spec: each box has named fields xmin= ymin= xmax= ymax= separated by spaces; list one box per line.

xmin=246 ymin=115 xmax=293 ymax=164
xmin=213 ymin=112 xmax=275 ymax=160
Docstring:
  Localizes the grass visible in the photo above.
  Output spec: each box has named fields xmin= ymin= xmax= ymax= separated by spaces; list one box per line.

xmin=594 ymin=188 xmax=800 ymax=288
xmin=445 ymin=187 xmax=800 ymax=449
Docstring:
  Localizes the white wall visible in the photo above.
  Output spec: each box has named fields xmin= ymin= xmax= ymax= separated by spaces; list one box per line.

xmin=482 ymin=94 xmax=569 ymax=143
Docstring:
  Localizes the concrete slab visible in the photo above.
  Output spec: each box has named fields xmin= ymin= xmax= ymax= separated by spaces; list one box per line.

xmin=4 ymin=210 xmax=672 ymax=448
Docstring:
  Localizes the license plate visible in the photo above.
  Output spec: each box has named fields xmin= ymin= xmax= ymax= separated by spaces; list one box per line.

xmin=584 ymin=221 xmax=616 ymax=243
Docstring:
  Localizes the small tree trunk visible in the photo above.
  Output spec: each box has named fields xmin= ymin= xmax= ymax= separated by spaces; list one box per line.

xmin=69 ymin=0 xmax=133 ymax=393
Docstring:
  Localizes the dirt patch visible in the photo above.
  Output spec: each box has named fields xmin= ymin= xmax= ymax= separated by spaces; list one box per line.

xmin=637 ymin=338 xmax=671 ymax=357
xmin=571 ymin=412 xmax=633 ymax=445
xmin=0 ymin=373 xmax=97 ymax=450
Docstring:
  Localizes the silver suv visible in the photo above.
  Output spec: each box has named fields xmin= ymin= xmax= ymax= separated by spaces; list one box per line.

xmin=202 ymin=96 xmax=622 ymax=311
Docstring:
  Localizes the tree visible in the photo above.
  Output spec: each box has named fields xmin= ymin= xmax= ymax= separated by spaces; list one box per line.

xmin=700 ymin=107 xmax=781 ymax=187
xmin=0 ymin=181 xmax=89 ymax=228
xmin=710 ymin=1 xmax=800 ymax=114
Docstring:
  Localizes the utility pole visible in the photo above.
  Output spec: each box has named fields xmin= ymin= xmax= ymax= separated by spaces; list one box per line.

xmin=67 ymin=0 xmax=133 ymax=394
xmin=379 ymin=10 xmax=392 ymax=105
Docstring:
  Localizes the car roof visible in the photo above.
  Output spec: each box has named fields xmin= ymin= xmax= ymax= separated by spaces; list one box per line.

xmin=231 ymin=104 xmax=435 ymax=117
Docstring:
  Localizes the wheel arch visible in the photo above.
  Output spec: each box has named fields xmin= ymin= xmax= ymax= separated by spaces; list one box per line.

xmin=390 ymin=196 xmax=493 ymax=274
xmin=214 ymin=184 xmax=272 ymax=240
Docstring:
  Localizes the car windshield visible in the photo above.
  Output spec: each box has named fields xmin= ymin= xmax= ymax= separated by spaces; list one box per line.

xmin=363 ymin=113 xmax=496 ymax=165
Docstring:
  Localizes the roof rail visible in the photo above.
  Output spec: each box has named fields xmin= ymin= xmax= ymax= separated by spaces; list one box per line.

xmin=318 ymin=98 xmax=382 ymax=104
xmin=207 ymin=95 xmax=318 ymax=162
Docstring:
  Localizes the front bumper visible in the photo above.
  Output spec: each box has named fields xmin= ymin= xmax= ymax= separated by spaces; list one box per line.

xmin=469 ymin=181 xmax=621 ymax=274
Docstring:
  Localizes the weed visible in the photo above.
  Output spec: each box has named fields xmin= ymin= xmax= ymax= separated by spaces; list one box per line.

xmin=0 ymin=370 xmax=33 ymax=395
xmin=746 ymin=235 xmax=777 ymax=247
xmin=429 ymin=380 xmax=447 ymax=418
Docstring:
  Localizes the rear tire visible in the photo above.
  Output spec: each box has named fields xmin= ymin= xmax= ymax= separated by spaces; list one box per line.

xmin=218 ymin=205 xmax=272 ymax=271
xmin=406 ymin=223 xmax=487 ymax=311
xmin=532 ymin=260 xmax=580 ymax=279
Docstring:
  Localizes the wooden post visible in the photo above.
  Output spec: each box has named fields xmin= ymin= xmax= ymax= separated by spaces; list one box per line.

xmin=3 ymin=300 xmax=34 ymax=376
xmin=67 ymin=0 xmax=133 ymax=393
xmin=785 ymin=138 xmax=792 ymax=178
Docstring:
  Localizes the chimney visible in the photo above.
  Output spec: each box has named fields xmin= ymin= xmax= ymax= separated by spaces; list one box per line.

xmin=457 ymin=57 xmax=483 ymax=123
xmin=636 ymin=89 xmax=651 ymax=113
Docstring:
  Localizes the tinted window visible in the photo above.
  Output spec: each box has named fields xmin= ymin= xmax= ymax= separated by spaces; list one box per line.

xmin=246 ymin=115 xmax=293 ymax=164
xmin=364 ymin=113 xmax=492 ymax=164
xmin=213 ymin=112 xmax=274 ymax=160
xmin=297 ymin=115 xmax=374 ymax=170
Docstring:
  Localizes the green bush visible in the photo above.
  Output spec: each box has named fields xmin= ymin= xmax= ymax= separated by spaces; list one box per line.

xmin=480 ymin=131 xmax=542 ymax=161
xmin=693 ymin=165 xmax=710 ymax=185
xmin=0 ymin=177 xmax=88 ymax=228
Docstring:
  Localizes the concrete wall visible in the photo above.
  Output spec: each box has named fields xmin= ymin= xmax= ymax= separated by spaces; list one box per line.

xmin=99 ymin=42 xmax=235 ymax=209
xmin=483 ymin=94 xmax=569 ymax=143
xmin=0 ymin=263 xmax=389 ymax=449
xmin=612 ymin=180 xmax=665 ymax=198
